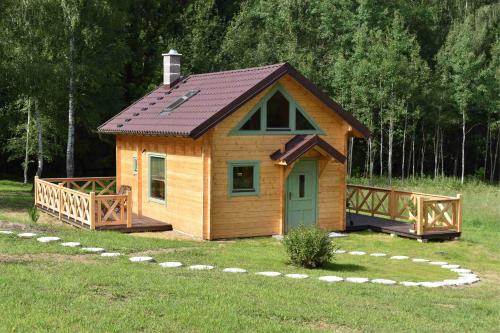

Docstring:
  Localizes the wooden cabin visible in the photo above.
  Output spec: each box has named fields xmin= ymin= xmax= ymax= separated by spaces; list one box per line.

xmin=96 ymin=50 xmax=370 ymax=239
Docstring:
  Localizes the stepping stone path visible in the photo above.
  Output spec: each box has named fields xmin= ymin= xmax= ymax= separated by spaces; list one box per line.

xmin=285 ymin=274 xmax=308 ymax=279
xmin=2 ymin=231 xmax=481 ymax=289
xmin=81 ymin=247 xmax=105 ymax=253
xmin=346 ymin=277 xmax=369 ymax=283
xmin=37 ymin=236 xmax=61 ymax=243
xmin=412 ymin=258 xmax=430 ymax=263
xmin=61 ymin=242 xmax=81 ymax=247
xmin=319 ymin=276 xmax=343 ymax=282
xmin=371 ymin=279 xmax=397 ymax=285
xmin=129 ymin=256 xmax=154 ymax=263
xmin=189 ymin=265 xmax=214 ymax=270
xmin=255 ymin=271 xmax=281 ymax=277
xmin=223 ymin=268 xmax=247 ymax=273
xmin=18 ymin=232 xmax=37 ymax=238
xmin=159 ymin=262 xmax=183 ymax=268
xmin=390 ymin=255 xmax=409 ymax=260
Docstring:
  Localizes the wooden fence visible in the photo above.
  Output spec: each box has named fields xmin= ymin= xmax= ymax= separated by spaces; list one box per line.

xmin=346 ymin=184 xmax=462 ymax=235
xmin=35 ymin=176 xmax=132 ymax=229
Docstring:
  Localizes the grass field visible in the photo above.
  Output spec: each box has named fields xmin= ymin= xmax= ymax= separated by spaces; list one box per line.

xmin=0 ymin=178 xmax=499 ymax=332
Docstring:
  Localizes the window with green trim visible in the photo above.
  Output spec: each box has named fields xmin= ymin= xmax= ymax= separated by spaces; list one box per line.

xmin=149 ymin=155 xmax=166 ymax=202
xmin=228 ymin=161 xmax=260 ymax=196
xmin=232 ymin=84 xmax=322 ymax=135
xmin=132 ymin=156 xmax=138 ymax=174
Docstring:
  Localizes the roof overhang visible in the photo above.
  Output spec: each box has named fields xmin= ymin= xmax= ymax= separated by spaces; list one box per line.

xmin=270 ymin=135 xmax=346 ymax=165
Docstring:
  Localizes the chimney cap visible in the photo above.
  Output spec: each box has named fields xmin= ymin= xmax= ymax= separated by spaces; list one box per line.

xmin=162 ymin=49 xmax=182 ymax=56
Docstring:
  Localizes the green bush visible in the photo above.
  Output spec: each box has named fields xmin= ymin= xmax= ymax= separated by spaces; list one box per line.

xmin=283 ymin=225 xmax=335 ymax=268
xmin=27 ymin=205 xmax=39 ymax=224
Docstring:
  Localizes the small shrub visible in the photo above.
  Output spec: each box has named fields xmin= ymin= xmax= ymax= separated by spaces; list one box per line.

xmin=27 ymin=205 xmax=39 ymax=224
xmin=283 ymin=225 xmax=335 ymax=268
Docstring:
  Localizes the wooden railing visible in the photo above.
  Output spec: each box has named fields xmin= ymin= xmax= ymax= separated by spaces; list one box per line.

xmin=346 ymin=184 xmax=462 ymax=235
xmin=35 ymin=176 xmax=132 ymax=229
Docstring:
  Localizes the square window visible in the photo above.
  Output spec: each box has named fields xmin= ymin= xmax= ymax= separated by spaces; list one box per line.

xmin=228 ymin=161 xmax=260 ymax=196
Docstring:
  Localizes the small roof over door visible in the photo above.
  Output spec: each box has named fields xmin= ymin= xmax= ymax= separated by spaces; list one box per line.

xmin=270 ymin=135 xmax=346 ymax=165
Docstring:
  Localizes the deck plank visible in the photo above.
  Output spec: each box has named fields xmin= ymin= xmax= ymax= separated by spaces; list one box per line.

xmin=346 ymin=212 xmax=460 ymax=240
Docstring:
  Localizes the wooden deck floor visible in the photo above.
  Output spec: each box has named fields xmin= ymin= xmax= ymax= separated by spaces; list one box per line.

xmin=346 ymin=212 xmax=460 ymax=241
xmin=39 ymin=207 xmax=172 ymax=233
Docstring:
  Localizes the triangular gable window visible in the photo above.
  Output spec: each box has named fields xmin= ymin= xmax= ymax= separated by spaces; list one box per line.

xmin=240 ymin=108 xmax=261 ymax=131
xmin=232 ymin=84 xmax=323 ymax=135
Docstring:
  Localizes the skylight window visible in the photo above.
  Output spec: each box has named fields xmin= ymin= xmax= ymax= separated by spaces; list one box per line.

xmin=160 ymin=89 xmax=200 ymax=116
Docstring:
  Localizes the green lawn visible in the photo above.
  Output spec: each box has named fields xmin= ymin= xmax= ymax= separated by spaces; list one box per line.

xmin=0 ymin=178 xmax=499 ymax=332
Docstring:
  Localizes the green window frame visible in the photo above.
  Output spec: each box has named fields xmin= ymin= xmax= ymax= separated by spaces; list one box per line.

xmin=148 ymin=153 xmax=166 ymax=204
xmin=227 ymin=160 xmax=260 ymax=197
xmin=230 ymin=84 xmax=324 ymax=136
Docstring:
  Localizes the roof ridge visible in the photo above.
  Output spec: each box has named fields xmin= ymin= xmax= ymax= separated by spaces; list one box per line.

xmin=189 ymin=63 xmax=287 ymax=78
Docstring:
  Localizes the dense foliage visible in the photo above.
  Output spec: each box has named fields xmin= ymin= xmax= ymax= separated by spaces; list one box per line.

xmin=283 ymin=225 xmax=334 ymax=268
xmin=0 ymin=0 xmax=498 ymax=183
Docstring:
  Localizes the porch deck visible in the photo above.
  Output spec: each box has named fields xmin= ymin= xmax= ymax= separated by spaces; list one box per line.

xmin=346 ymin=212 xmax=460 ymax=240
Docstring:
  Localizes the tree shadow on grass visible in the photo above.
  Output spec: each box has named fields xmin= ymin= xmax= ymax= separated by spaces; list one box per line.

xmin=321 ymin=262 xmax=366 ymax=273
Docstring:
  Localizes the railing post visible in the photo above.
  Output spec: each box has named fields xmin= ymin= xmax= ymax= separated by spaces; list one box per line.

xmin=456 ymin=194 xmax=463 ymax=232
xmin=389 ymin=187 xmax=396 ymax=219
xmin=58 ymin=183 xmax=64 ymax=220
xmin=126 ymin=190 xmax=132 ymax=228
xmin=34 ymin=176 xmax=39 ymax=205
xmin=416 ymin=196 xmax=425 ymax=235
xmin=89 ymin=192 xmax=96 ymax=230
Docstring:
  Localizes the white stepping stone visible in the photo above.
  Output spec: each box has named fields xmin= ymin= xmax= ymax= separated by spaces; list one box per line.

xmin=129 ymin=256 xmax=154 ymax=263
xmin=458 ymin=276 xmax=480 ymax=284
xmin=429 ymin=261 xmax=448 ymax=265
xmin=61 ymin=242 xmax=81 ymax=247
xmin=81 ymin=247 xmax=105 ymax=253
xmin=441 ymin=264 xmax=460 ymax=269
xmin=371 ymin=279 xmax=397 ymax=285
xmin=412 ymin=258 xmax=430 ymax=263
xmin=319 ymin=276 xmax=344 ymax=283
xmin=420 ymin=281 xmax=446 ymax=288
xmin=223 ymin=268 xmax=247 ymax=273
xmin=390 ymin=255 xmax=409 ymax=260
xmin=255 ymin=271 xmax=281 ymax=277
xmin=101 ymin=252 xmax=121 ymax=257
xmin=285 ymin=274 xmax=308 ymax=279
xmin=348 ymin=251 xmax=366 ymax=256
xmin=328 ymin=232 xmax=348 ymax=238
xmin=442 ymin=279 xmax=463 ymax=286
xmin=37 ymin=236 xmax=61 ymax=243
xmin=18 ymin=232 xmax=37 ymax=238
xmin=370 ymin=253 xmax=387 ymax=257
xmin=159 ymin=262 xmax=183 ymax=268
xmin=451 ymin=268 xmax=472 ymax=274
xmin=400 ymin=281 xmax=421 ymax=287
xmin=334 ymin=250 xmax=346 ymax=254
xmin=346 ymin=277 xmax=369 ymax=283
xmin=189 ymin=265 xmax=214 ymax=270
xmin=0 ymin=230 xmax=14 ymax=235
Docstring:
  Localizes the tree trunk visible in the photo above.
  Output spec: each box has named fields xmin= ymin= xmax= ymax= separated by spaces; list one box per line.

xmin=66 ymin=32 xmax=76 ymax=178
xmin=440 ymin=129 xmax=444 ymax=177
xmin=348 ymin=136 xmax=354 ymax=178
xmin=490 ymin=128 xmax=500 ymax=183
xmin=35 ymin=99 xmax=43 ymax=178
xmin=379 ymin=116 xmax=383 ymax=177
xmin=484 ymin=116 xmax=490 ymax=179
xmin=388 ymin=115 xmax=393 ymax=184
xmin=23 ymin=99 xmax=31 ymax=184
xmin=461 ymin=109 xmax=466 ymax=184
xmin=411 ymin=132 xmax=415 ymax=179
xmin=401 ymin=113 xmax=407 ymax=180
xmin=420 ymin=125 xmax=425 ymax=177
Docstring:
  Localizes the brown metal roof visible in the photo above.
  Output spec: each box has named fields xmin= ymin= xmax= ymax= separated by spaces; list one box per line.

xmin=98 ymin=63 xmax=370 ymax=138
xmin=270 ymin=134 xmax=346 ymax=165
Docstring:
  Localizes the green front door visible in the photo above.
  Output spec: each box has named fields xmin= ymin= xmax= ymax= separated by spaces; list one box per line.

xmin=286 ymin=159 xmax=318 ymax=231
